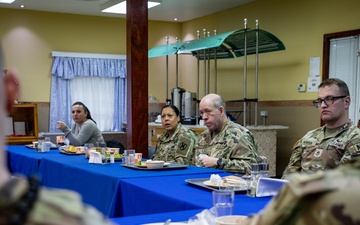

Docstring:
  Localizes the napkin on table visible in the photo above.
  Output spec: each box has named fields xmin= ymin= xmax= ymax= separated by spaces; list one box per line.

xmin=256 ymin=177 xmax=288 ymax=197
xmin=89 ymin=151 xmax=102 ymax=164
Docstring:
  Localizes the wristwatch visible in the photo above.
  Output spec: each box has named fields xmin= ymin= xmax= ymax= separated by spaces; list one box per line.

xmin=216 ymin=158 xmax=222 ymax=168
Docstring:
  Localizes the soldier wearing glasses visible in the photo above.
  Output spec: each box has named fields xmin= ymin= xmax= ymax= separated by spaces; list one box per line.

xmin=282 ymin=78 xmax=360 ymax=179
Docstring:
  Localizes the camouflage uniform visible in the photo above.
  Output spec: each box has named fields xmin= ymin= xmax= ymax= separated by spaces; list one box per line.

xmin=0 ymin=176 xmax=114 ymax=225
xmin=282 ymin=122 xmax=360 ymax=179
xmin=152 ymin=123 xmax=198 ymax=165
xmin=243 ymin=154 xmax=360 ymax=225
xmin=194 ymin=120 xmax=259 ymax=174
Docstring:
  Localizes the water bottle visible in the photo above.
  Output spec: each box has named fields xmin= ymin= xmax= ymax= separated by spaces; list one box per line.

xmin=37 ymin=132 xmax=44 ymax=152
xmin=260 ymin=163 xmax=270 ymax=178
xmin=247 ymin=163 xmax=260 ymax=197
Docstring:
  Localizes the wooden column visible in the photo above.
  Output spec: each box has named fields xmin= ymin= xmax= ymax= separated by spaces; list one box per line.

xmin=126 ymin=0 xmax=149 ymax=158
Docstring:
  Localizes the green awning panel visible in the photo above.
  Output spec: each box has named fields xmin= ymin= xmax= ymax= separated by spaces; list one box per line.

xmin=148 ymin=28 xmax=285 ymax=60
xmin=177 ymin=30 xmax=236 ymax=53
xmin=225 ymin=29 xmax=286 ymax=58
xmin=148 ymin=42 xmax=185 ymax=58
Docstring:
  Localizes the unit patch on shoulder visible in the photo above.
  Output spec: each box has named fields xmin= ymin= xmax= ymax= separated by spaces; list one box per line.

xmin=180 ymin=142 xmax=188 ymax=150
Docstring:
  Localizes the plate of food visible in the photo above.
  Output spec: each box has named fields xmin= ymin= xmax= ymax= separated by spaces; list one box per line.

xmin=85 ymin=150 xmax=123 ymax=161
xmin=135 ymin=161 xmax=170 ymax=168
xmin=185 ymin=175 xmax=247 ymax=193
xmin=204 ymin=175 xmax=246 ymax=188
xmin=59 ymin=145 xmax=85 ymax=155
xmin=113 ymin=153 xmax=122 ymax=161
xmin=123 ymin=162 xmax=187 ymax=170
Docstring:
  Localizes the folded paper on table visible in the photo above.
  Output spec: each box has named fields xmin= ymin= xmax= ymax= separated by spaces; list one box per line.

xmin=256 ymin=177 xmax=288 ymax=197
xmin=89 ymin=151 xmax=102 ymax=164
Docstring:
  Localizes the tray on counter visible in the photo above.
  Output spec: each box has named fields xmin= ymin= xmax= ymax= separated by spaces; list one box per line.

xmin=185 ymin=178 xmax=247 ymax=193
xmin=122 ymin=163 xmax=187 ymax=171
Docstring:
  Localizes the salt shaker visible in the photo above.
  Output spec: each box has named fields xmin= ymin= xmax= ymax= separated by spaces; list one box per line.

xmin=110 ymin=152 xmax=115 ymax=164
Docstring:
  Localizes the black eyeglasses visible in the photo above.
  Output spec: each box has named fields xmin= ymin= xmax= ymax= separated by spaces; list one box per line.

xmin=313 ymin=96 xmax=347 ymax=108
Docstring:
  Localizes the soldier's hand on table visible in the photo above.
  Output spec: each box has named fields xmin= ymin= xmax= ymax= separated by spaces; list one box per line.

xmin=200 ymin=156 xmax=218 ymax=168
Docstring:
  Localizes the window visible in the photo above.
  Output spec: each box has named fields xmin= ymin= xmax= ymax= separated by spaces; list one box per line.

xmin=49 ymin=52 xmax=127 ymax=132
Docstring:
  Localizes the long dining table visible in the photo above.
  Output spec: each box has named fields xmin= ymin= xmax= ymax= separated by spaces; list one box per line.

xmin=6 ymin=145 xmax=273 ymax=223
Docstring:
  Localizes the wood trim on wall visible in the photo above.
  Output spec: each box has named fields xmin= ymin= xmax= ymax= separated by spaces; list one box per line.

xmin=26 ymin=100 xmax=315 ymax=109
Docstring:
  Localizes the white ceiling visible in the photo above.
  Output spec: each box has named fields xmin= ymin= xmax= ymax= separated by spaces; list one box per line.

xmin=0 ymin=0 xmax=255 ymax=22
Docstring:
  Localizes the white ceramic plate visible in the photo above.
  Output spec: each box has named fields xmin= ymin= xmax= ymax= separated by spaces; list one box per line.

xmin=136 ymin=162 xmax=171 ymax=168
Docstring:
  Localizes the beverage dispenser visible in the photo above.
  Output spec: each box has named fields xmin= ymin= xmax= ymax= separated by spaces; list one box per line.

xmin=171 ymin=87 xmax=185 ymax=114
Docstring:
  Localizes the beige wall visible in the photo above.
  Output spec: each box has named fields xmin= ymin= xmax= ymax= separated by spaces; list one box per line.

xmin=1 ymin=0 xmax=359 ymax=176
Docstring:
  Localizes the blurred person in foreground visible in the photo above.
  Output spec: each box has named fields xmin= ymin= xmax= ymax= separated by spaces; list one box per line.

xmin=0 ymin=55 xmax=113 ymax=224
xmin=243 ymin=153 xmax=360 ymax=225
xmin=57 ymin=101 xmax=104 ymax=146
xmin=194 ymin=93 xmax=260 ymax=174
xmin=282 ymin=78 xmax=360 ymax=179
xmin=152 ymin=105 xmax=198 ymax=165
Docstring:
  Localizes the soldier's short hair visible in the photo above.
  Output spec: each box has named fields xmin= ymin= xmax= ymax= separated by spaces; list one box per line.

xmin=318 ymin=78 xmax=350 ymax=96
xmin=212 ymin=95 xmax=226 ymax=111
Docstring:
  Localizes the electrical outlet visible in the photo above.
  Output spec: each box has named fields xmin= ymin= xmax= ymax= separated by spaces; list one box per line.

xmin=297 ymin=83 xmax=306 ymax=92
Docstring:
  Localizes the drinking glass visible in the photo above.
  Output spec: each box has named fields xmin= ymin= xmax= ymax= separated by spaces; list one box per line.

xmin=98 ymin=142 xmax=107 ymax=164
xmin=212 ymin=190 xmax=234 ymax=217
xmin=41 ymin=137 xmax=52 ymax=152
xmin=123 ymin=149 xmax=135 ymax=165
xmin=84 ymin=143 xmax=94 ymax=158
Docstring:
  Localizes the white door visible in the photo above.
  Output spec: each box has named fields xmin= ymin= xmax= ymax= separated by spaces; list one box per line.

xmin=329 ymin=35 xmax=360 ymax=125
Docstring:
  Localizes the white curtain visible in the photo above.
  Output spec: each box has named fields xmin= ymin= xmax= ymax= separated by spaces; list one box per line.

xmin=49 ymin=53 xmax=127 ymax=132
xmin=70 ymin=76 xmax=115 ymax=131
xmin=329 ymin=36 xmax=360 ymax=124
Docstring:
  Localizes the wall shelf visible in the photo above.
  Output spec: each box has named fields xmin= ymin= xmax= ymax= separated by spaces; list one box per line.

xmin=7 ymin=104 xmax=38 ymax=145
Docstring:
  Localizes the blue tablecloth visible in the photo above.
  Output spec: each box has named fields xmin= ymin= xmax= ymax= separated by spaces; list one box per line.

xmin=6 ymin=145 xmax=57 ymax=177
xmin=6 ymin=145 xmax=227 ymax=217
xmin=120 ymin=173 xmax=272 ymax=217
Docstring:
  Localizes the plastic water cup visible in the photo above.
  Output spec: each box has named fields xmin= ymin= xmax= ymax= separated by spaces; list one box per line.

xmin=212 ymin=190 xmax=234 ymax=217
xmin=40 ymin=137 xmax=51 ymax=152
xmin=84 ymin=143 xmax=94 ymax=158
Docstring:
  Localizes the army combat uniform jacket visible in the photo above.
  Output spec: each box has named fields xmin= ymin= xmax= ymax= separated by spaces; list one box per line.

xmin=0 ymin=176 xmax=114 ymax=225
xmin=195 ymin=120 xmax=259 ymax=174
xmin=243 ymin=154 xmax=360 ymax=225
xmin=152 ymin=123 xmax=198 ymax=165
xmin=282 ymin=122 xmax=360 ymax=179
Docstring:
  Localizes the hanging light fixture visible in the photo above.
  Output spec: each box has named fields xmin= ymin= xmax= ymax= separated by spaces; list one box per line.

xmin=0 ymin=0 xmax=15 ymax=3
xmin=101 ymin=0 xmax=161 ymax=14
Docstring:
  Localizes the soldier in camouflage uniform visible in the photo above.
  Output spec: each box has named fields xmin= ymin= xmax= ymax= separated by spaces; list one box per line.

xmin=152 ymin=105 xmax=198 ymax=165
xmin=243 ymin=153 xmax=360 ymax=225
xmin=282 ymin=78 xmax=360 ymax=179
xmin=195 ymin=94 xmax=259 ymax=174
xmin=0 ymin=54 xmax=114 ymax=225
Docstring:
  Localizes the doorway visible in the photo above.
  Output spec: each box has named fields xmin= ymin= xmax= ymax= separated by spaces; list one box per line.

xmin=323 ymin=29 xmax=360 ymax=126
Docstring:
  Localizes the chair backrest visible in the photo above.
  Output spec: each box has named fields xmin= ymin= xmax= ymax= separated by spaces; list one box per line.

xmin=105 ymin=140 xmax=125 ymax=154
